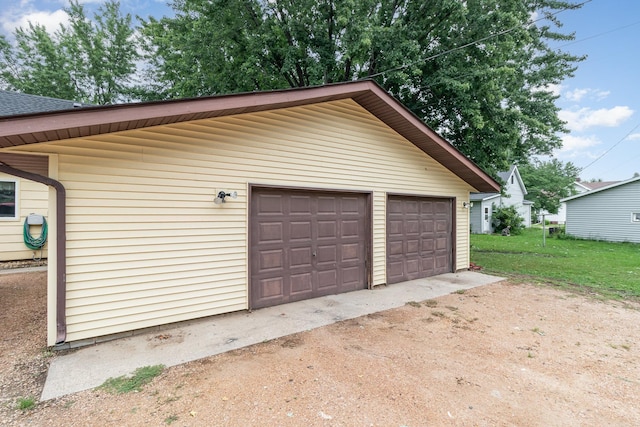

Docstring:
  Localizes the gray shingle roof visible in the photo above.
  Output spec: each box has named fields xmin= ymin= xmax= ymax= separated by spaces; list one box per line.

xmin=0 ymin=90 xmax=90 ymax=116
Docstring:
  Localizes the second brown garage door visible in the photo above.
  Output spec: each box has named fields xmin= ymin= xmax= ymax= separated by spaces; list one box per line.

xmin=386 ymin=195 xmax=453 ymax=284
xmin=250 ymin=187 xmax=369 ymax=309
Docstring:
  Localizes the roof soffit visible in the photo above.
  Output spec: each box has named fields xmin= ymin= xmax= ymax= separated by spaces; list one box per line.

xmin=0 ymin=81 xmax=500 ymax=193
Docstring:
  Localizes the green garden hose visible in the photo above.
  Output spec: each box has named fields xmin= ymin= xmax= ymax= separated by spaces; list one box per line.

xmin=23 ymin=216 xmax=48 ymax=249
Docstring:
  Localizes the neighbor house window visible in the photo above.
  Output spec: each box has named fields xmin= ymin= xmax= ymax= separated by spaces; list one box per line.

xmin=0 ymin=180 xmax=17 ymax=219
xmin=632 ymin=213 xmax=640 ymax=223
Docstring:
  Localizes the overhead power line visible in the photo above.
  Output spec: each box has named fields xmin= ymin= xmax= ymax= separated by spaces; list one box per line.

xmin=581 ymin=121 xmax=640 ymax=171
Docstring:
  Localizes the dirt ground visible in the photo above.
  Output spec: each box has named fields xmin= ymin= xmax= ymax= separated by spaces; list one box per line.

xmin=2 ymin=270 xmax=640 ymax=426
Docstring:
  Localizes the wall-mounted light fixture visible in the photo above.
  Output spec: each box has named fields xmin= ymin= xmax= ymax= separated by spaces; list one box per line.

xmin=214 ymin=191 xmax=237 ymax=205
xmin=462 ymin=201 xmax=472 ymax=209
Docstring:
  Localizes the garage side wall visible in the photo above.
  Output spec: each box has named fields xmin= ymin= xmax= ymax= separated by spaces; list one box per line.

xmin=16 ymin=99 xmax=474 ymax=342
xmin=0 ymin=173 xmax=49 ymax=261
xmin=565 ymin=181 xmax=640 ymax=243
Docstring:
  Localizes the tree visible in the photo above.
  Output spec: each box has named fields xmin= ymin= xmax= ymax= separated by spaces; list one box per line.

xmin=491 ymin=204 xmax=524 ymax=235
xmin=519 ymin=159 xmax=581 ymax=214
xmin=139 ymin=0 xmax=584 ymax=174
xmin=0 ymin=1 xmax=140 ymax=104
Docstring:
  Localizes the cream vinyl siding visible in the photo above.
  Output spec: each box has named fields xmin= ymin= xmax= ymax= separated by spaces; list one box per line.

xmin=17 ymin=99 xmax=473 ymax=342
xmin=0 ymin=173 xmax=48 ymax=261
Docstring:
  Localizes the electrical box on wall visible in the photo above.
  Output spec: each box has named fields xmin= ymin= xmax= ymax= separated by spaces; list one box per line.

xmin=26 ymin=213 xmax=45 ymax=225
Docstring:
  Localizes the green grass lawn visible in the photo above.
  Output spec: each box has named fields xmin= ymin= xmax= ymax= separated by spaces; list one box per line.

xmin=470 ymin=227 xmax=640 ymax=300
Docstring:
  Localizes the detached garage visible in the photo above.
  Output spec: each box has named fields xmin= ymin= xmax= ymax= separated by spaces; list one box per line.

xmin=0 ymin=81 xmax=499 ymax=346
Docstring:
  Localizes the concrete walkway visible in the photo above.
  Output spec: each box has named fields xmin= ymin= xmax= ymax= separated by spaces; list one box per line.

xmin=41 ymin=271 xmax=504 ymax=400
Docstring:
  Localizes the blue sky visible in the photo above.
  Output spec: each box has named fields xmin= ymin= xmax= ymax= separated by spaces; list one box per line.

xmin=1 ymin=0 xmax=639 ymax=181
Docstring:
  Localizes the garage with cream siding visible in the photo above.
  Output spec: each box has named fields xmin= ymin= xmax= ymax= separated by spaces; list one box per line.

xmin=562 ymin=176 xmax=640 ymax=243
xmin=0 ymin=81 xmax=499 ymax=346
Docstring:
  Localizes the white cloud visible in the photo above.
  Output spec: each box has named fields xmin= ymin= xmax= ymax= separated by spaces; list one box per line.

xmin=1 ymin=6 xmax=69 ymax=37
xmin=628 ymin=133 xmax=640 ymax=141
xmin=559 ymin=106 xmax=634 ymax=132
xmin=562 ymin=87 xmax=611 ymax=103
xmin=559 ymin=134 xmax=601 ymax=152
xmin=565 ymin=88 xmax=589 ymax=102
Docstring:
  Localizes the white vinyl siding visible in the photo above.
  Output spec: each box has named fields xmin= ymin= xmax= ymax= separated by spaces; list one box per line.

xmin=17 ymin=99 xmax=474 ymax=343
xmin=501 ymin=170 xmax=531 ymax=227
xmin=565 ymin=179 xmax=640 ymax=243
xmin=0 ymin=174 xmax=49 ymax=261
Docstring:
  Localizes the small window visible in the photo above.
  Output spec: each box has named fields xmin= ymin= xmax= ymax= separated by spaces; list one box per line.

xmin=632 ymin=213 xmax=640 ymax=223
xmin=0 ymin=180 xmax=17 ymax=219
xmin=511 ymin=175 xmax=514 ymax=184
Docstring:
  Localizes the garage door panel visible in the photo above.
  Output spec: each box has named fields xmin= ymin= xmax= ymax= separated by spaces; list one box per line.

xmin=290 ymin=221 xmax=312 ymax=241
xmin=342 ymin=219 xmax=360 ymax=237
xmin=257 ymin=194 xmax=285 ymax=214
xmin=435 ymin=237 xmax=448 ymax=250
xmin=421 ymin=238 xmax=434 ymax=252
xmin=388 ymin=219 xmax=403 ymax=236
xmin=290 ymin=273 xmax=313 ymax=295
xmin=406 ymin=239 xmax=420 ymax=255
xmin=388 ymin=241 xmax=404 ymax=256
xmin=316 ymin=245 xmax=337 ymax=264
xmin=251 ymin=188 xmax=368 ymax=309
xmin=317 ymin=270 xmax=338 ymax=289
xmin=290 ymin=195 xmax=311 ymax=213
xmin=318 ymin=221 xmax=337 ymax=238
xmin=406 ymin=219 xmax=420 ymax=234
xmin=258 ymin=277 xmax=284 ymax=299
xmin=406 ymin=259 xmax=420 ymax=276
xmin=290 ymin=247 xmax=312 ymax=268
xmin=341 ymin=243 xmax=360 ymax=261
xmin=387 ymin=195 xmax=452 ymax=284
xmin=341 ymin=197 xmax=361 ymax=213
xmin=259 ymin=249 xmax=284 ymax=271
xmin=259 ymin=222 xmax=284 ymax=242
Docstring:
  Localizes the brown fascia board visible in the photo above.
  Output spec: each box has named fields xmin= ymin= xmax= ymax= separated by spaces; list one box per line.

xmin=0 ymin=80 xmax=499 ymax=192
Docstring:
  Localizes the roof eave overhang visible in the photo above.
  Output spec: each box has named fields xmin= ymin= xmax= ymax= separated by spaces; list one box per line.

xmin=0 ymin=80 xmax=499 ymax=193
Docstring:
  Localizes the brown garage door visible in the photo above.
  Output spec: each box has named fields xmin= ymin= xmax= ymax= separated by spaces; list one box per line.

xmin=250 ymin=188 xmax=369 ymax=309
xmin=386 ymin=195 xmax=453 ymax=284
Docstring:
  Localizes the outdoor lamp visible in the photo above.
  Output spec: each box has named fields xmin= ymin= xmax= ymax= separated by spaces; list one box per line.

xmin=214 ymin=191 xmax=237 ymax=204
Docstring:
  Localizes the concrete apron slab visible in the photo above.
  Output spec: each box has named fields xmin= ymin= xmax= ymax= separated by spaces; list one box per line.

xmin=41 ymin=271 xmax=504 ymax=401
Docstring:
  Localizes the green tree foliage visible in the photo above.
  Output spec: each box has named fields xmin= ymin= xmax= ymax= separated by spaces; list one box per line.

xmin=519 ymin=159 xmax=581 ymax=214
xmin=139 ymin=0 xmax=584 ymax=174
xmin=0 ymin=1 xmax=139 ymax=104
xmin=491 ymin=204 xmax=525 ymax=235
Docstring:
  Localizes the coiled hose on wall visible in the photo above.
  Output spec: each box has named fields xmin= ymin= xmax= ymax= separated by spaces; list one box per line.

xmin=23 ymin=216 xmax=48 ymax=250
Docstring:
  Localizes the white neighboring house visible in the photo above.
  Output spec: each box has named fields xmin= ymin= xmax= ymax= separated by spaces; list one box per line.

xmin=561 ymin=176 xmax=640 ymax=243
xmin=469 ymin=193 xmax=501 ymax=234
xmin=541 ymin=180 xmax=619 ymax=224
xmin=470 ymin=165 xmax=533 ymax=233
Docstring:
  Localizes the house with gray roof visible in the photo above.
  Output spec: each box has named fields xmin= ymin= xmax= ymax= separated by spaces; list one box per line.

xmin=0 ymin=90 xmax=90 ymax=116
xmin=470 ymin=165 xmax=533 ymax=233
xmin=0 ymin=91 xmax=90 ymax=261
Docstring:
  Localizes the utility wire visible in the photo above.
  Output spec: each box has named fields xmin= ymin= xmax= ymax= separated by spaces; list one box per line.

xmin=363 ymin=0 xmax=592 ymax=80
xmin=559 ymin=19 xmax=640 ymax=48
xmin=581 ymin=121 xmax=640 ymax=171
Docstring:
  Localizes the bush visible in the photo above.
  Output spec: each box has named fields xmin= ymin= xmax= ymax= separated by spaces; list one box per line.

xmin=491 ymin=205 xmax=524 ymax=235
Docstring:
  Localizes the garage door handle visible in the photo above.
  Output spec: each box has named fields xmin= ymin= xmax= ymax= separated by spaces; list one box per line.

xmin=312 ymin=251 xmax=317 ymax=257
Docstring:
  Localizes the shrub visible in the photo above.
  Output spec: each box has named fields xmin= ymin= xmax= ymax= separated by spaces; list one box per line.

xmin=491 ymin=205 xmax=524 ymax=235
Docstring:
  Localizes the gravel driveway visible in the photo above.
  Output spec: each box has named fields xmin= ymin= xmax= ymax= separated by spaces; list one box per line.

xmin=2 ymin=270 xmax=640 ymax=426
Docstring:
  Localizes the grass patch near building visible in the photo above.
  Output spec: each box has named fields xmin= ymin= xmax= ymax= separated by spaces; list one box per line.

xmin=471 ymin=228 xmax=640 ymax=299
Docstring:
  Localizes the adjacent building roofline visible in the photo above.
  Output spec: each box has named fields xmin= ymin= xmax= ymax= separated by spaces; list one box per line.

xmin=561 ymin=175 xmax=640 ymax=202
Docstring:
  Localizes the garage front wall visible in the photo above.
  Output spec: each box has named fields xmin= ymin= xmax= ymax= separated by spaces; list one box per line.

xmin=15 ymin=98 xmax=474 ymax=343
